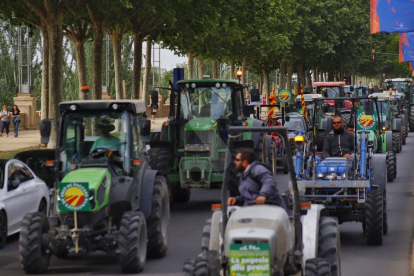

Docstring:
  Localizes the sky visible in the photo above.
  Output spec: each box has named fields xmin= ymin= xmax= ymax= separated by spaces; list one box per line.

xmin=143 ymin=43 xmax=187 ymax=71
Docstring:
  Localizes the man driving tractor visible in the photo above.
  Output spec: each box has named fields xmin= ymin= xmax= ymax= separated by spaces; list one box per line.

xmin=90 ymin=118 xmax=121 ymax=153
xmin=323 ymin=115 xmax=354 ymax=159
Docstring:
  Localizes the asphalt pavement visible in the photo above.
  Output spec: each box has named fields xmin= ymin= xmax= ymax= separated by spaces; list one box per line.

xmin=1 ymin=136 xmax=414 ymax=275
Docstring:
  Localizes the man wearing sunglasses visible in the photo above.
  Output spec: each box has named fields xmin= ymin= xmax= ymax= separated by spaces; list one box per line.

xmin=323 ymin=115 xmax=354 ymax=159
xmin=227 ymin=150 xmax=287 ymax=210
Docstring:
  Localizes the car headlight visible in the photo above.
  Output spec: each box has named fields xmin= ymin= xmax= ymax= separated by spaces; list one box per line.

xmin=184 ymin=143 xmax=210 ymax=152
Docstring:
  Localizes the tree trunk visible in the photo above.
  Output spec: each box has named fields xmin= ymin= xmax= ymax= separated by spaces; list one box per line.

xmin=131 ymin=33 xmax=144 ymax=99
xmin=263 ymin=68 xmax=270 ymax=99
xmin=188 ymin=51 xmax=194 ymax=79
xmin=305 ymin=67 xmax=311 ymax=92
xmin=197 ymin=57 xmax=205 ymax=78
xmin=75 ymin=41 xmax=87 ymax=100
xmin=142 ymin=38 xmax=151 ymax=104
xmin=242 ymin=58 xmax=247 ymax=85
xmin=47 ymin=16 xmax=63 ymax=148
xmin=230 ymin=60 xmax=235 ymax=79
xmin=297 ymin=64 xmax=303 ymax=89
xmin=212 ymin=60 xmax=218 ymax=78
xmin=315 ymin=68 xmax=319 ymax=82
xmin=286 ymin=63 xmax=293 ymax=89
xmin=279 ymin=61 xmax=285 ymax=89
xmin=40 ymin=24 xmax=49 ymax=120
xmin=91 ymin=22 xmax=104 ymax=100
xmin=328 ymin=70 xmax=334 ymax=81
xmin=110 ymin=28 xmax=124 ymax=100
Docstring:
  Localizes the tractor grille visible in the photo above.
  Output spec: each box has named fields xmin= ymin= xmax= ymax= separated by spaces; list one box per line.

xmin=185 ymin=130 xmax=214 ymax=157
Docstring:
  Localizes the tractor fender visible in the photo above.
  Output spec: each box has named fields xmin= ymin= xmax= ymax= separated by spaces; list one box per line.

xmin=251 ymin=119 xmax=264 ymax=149
xmin=208 ymin=211 xmax=222 ymax=252
xmin=384 ymin=131 xmax=393 ymax=152
xmin=108 ymin=176 xmax=135 ymax=215
xmin=394 ymin=118 xmax=402 ymax=132
xmin=139 ymin=168 xmax=157 ymax=219
xmin=301 ymin=204 xmax=327 ymax=269
xmin=371 ymin=153 xmax=387 ymax=191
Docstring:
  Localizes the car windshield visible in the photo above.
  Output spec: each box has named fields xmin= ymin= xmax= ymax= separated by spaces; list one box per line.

xmin=60 ymin=111 xmax=130 ymax=175
xmin=285 ymin=118 xmax=305 ymax=131
xmin=180 ymin=86 xmax=233 ymax=120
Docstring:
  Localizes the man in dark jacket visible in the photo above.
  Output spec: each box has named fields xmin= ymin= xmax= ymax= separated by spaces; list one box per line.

xmin=323 ymin=115 xmax=354 ymax=159
xmin=227 ymin=150 xmax=287 ymax=210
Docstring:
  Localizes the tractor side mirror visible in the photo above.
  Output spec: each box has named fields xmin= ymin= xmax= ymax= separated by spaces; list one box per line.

xmin=285 ymin=106 xmax=291 ymax=113
xmin=243 ymin=106 xmax=254 ymax=117
xmin=304 ymin=86 xmax=309 ymax=93
xmin=285 ymin=115 xmax=290 ymax=122
xmin=40 ymin=120 xmax=51 ymax=144
xmin=323 ymin=104 xmax=330 ymax=113
xmin=364 ymin=101 xmax=375 ymax=115
xmin=350 ymin=86 xmax=355 ymax=92
xmin=138 ymin=119 xmax=151 ymax=137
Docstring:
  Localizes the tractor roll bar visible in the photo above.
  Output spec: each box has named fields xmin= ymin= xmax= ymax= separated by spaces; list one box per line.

xmin=222 ymin=126 xmax=302 ymax=262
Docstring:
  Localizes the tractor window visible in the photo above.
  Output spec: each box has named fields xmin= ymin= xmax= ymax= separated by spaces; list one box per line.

xmin=378 ymin=102 xmax=388 ymax=114
xmin=60 ymin=111 xmax=130 ymax=176
xmin=181 ymin=86 xmax=234 ymax=120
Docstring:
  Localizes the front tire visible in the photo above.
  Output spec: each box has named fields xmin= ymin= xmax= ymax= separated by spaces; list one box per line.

xmin=318 ymin=217 xmax=341 ymax=276
xmin=19 ymin=212 xmax=51 ymax=274
xmin=305 ymin=258 xmax=331 ymax=276
xmin=183 ymin=257 xmax=210 ymax=276
xmin=402 ymin=126 xmax=407 ymax=145
xmin=409 ymin=105 xmax=414 ymax=132
xmin=147 ymin=176 xmax=170 ymax=258
xmin=392 ymin=132 xmax=401 ymax=153
xmin=118 ymin=211 xmax=147 ymax=273
xmin=365 ymin=189 xmax=384 ymax=245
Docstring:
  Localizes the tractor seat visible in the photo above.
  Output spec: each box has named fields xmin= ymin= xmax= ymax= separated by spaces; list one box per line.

xmin=199 ymin=105 xmax=211 ymax=117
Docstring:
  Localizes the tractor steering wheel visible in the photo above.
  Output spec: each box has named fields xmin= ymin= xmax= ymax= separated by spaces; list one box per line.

xmin=247 ymin=200 xmax=281 ymax=207
xmin=90 ymin=147 xmax=110 ymax=159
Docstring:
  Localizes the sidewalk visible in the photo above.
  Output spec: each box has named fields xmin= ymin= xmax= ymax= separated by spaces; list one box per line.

xmin=0 ymin=117 xmax=168 ymax=152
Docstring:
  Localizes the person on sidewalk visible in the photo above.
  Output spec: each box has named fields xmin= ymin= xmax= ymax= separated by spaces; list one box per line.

xmin=150 ymin=90 xmax=159 ymax=123
xmin=0 ymin=105 xmax=10 ymax=137
xmin=227 ymin=150 xmax=287 ymax=210
xmin=11 ymin=105 xmax=20 ymax=137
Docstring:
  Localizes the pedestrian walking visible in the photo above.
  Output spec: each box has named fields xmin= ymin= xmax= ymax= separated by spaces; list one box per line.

xmin=0 ymin=105 xmax=11 ymax=137
xmin=151 ymin=89 xmax=159 ymax=123
xmin=11 ymin=105 xmax=20 ymax=137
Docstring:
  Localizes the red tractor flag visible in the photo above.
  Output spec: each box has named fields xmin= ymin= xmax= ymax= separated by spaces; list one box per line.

xmin=267 ymin=88 xmax=277 ymax=120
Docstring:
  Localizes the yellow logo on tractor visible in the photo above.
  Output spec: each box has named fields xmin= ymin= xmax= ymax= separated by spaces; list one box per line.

xmin=64 ymin=186 xmax=86 ymax=207
xmin=280 ymin=91 xmax=290 ymax=101
xmin=359 ymin=114 xmax=374 ymax=127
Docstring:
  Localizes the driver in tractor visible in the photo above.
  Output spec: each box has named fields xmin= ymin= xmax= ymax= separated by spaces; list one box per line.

xmin=227 ymin=150 xmax=287 ymax=211
xmin=323 ymin=115 xmax=354 ymax=159
xmin=90 ymin=118 xmax=121 ymax=152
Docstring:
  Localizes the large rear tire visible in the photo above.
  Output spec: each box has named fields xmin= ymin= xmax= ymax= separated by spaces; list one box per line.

xmin=402 ymin=126 xmax=407 ymax=145
xmin=316 ymin=132 xmax=327 ymax=151
xmin=305 ymin=258 xmax=331 ymax=276
xmin=365 ymin=189 xmax=384 ymax=245
xmin=341 ymin=112 xmax=351 ymax=128
xmin=392 ymin=132 xmax=401 ymax=153
xmin=19 ymin=212 xmax=51 ymax=274
xmin=148 ymin=147 xmax=170 ymax=176
xmin=386 ymin=151 xmax=395 ymax=182
xmin=318 ymin=217 xmax=341 ymax=276
xmin=147 ymin=176 xmax=170 ymax=258
xmin=118 ymin=211 xmax=147 ymax=273
xmin=409 ymin=105 xmax=414 ymax=132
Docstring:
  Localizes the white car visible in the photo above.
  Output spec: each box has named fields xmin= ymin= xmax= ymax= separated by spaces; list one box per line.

xmin=0 ymin=159 xmax=50 ymax=248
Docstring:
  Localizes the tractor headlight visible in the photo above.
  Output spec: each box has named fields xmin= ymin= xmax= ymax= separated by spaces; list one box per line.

xmin=184 ymin=143 xmax=210 ymax=152
xmin=294 ymin=136 xmax=304 ymax=143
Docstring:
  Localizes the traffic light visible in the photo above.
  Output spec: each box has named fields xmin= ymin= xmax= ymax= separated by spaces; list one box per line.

xmin=371 ymin=49 xmax=376 ymax=60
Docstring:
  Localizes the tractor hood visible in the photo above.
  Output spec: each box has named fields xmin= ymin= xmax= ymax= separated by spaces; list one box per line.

xmin=185 ymin=118 xmax=217 ymax=131
xmin=61 ymin=168 xmax=110 ymax=190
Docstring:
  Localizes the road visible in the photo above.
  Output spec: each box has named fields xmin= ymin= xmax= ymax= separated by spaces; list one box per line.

xmin=1 ymin=137 xmax=414 ymax=275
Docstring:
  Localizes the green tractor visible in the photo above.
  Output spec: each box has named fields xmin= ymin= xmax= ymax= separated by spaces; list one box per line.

xmin=19 ymin=100 xmax=170 ymax=273
xmin=384 ymin=78 xmax=412 ymax=132
xmin=149 ymin=76 xmax=264 ymax=202
xmin=369 ymin=92 xmax=405 ymax=152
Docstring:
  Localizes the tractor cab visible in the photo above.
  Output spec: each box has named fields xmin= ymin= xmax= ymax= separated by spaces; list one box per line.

xmin=313 ymin=82 xmax=350 ymax=111
xmin=384 ymin=78 xmax=412 ymax=133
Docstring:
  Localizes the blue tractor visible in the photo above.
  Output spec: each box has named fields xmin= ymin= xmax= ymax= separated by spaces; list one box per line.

xmin=293 ymin=97 xmax=388 ymax=245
